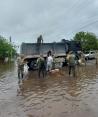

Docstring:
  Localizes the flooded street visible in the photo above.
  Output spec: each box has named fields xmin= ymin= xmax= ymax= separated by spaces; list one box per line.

xmin=0 ymin=61 xmax=98 ymax=117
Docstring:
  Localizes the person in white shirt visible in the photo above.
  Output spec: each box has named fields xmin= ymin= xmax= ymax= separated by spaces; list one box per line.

xmin=47 ymin=55 xmax=53 ymax=72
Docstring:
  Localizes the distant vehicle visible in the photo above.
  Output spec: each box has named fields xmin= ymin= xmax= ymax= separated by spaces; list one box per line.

xmin=84 ymin=51 xmax=96 ymax=60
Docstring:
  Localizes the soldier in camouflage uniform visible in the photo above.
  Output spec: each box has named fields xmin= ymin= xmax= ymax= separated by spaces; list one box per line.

xmin=17 ymin=54 xmax=25 ymax=81
xmin=37 ymin=55 xmax=46 ymax=78
xmin=67 ymin=51 xmax=76 ymax=77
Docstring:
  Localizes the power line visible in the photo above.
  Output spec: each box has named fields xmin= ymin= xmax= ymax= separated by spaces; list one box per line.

xmin=77 ymin=20 xmax=98 ymax=30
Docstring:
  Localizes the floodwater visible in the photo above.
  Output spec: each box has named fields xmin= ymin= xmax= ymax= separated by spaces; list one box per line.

xmin=0 ymin=61 xmax=98 ymax=117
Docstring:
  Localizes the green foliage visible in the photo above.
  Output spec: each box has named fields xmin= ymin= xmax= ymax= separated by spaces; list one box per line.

xmin=73 ymin=32 xmax=98 ymax=51
xmin=0 ymin=35 xmax=16 ymax=59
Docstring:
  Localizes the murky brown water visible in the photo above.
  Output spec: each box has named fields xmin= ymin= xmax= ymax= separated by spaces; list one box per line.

xmin=0 ymin=60 xmax=98 ymax=117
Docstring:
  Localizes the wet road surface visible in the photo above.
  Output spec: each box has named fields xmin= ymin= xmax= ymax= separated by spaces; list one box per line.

xmin=0 ymin=60 xmax=98 ymax=117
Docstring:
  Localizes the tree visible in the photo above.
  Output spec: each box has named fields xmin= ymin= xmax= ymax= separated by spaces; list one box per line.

xmin=0 ymin=35 xmax=16 ymax=59
xmin=73 ymin=32 xmax=98 ymax=51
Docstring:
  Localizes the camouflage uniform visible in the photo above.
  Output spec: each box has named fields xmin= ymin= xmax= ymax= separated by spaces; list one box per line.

xmin=17 ymin=57 xmax=24 ymax=79
xmin=37 ymin=56 xmax=46 ymax=78
xmin=67 ymin=52 xmax=76 ymax=77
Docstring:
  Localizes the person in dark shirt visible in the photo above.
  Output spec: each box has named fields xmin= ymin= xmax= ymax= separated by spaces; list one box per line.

xmin=37 ymin=55 xmax=46 ymax=78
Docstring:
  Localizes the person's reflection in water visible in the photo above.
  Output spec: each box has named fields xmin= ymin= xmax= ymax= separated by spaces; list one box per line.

xmin=66 ymin=78 xmax=81 ymax=97
xmin=17 ymin=82 xmax=24 ymax=96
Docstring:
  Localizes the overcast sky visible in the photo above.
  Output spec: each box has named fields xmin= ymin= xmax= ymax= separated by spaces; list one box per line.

xmin=0 ymin=0 xmax=98 ymax=46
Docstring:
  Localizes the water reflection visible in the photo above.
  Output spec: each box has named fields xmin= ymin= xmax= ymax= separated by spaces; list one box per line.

xmin=0 ymin=62 xmax=15 ymax=78
xmin=0 ymin=60 xmax=98 ymax=117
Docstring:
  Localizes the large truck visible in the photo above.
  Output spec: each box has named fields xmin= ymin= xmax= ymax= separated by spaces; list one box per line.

xmin=20 ymin=40 xmax=81 ymax=70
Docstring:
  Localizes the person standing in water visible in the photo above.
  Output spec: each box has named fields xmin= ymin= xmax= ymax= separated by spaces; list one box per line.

xmin=67 ymin=51 xmax=76 ymax=77
xmin=46 ymin=54 xmax=53 ymax=72
xmin=37 ymin=55 xmax=46 ymax=78
xmin=17 ymin=54 xmax=25 ymax=82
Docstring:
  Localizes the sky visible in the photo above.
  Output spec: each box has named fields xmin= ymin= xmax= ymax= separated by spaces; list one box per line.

xmin=0 ymin=0 xmax=98 ymax=48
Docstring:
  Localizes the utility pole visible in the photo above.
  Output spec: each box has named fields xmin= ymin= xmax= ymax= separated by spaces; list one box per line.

xmin=9 ymin=36 xmax=12 ymax=61
xmin=9 ymin=36 xmax=12 ymax=43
